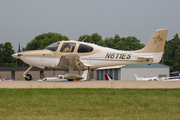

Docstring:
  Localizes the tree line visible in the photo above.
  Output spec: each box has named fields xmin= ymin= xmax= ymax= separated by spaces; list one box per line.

xmin=0 ymin=32 xmax=179 ymax=71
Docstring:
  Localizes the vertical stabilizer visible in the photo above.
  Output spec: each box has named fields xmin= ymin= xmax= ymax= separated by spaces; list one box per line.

xmin=133 ymin=74 xmax=139 ymax=80
xmin=104 ymin=73 xmax=114 ymax=81
xmin=134 ymin=29 xmax=168 ymax=53
xmin=104 ymin=74 xmax=109 ymax=80
xmin=81 ymin=70 xmax=88 ymax=81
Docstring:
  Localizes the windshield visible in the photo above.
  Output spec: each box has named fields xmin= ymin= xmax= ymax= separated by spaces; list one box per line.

xmin=45 ymin=42 xmax=60 ymax=51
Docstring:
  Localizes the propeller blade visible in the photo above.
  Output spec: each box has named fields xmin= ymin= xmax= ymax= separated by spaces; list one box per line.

xmin=17 ymin=59 xmax=19 ymax=73
xmin=18 ymin=43 xmax=20 ymax=53
xmin=17 ymin=43 xmax=20 ymax=81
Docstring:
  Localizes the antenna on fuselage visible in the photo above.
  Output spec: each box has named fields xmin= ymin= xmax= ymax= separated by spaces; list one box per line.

xmin=82 ymin=34 xmax=90 ymax=42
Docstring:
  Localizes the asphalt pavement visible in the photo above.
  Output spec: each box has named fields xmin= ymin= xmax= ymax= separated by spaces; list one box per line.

xmin=0 ymin=80 xmax=180 ymax=88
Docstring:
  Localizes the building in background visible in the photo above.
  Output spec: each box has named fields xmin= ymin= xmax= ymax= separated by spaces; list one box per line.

xmin=96 ymin=64 xmax=169 ymax=80
xmin=0 ymin=67 xmax=96 ymax=81
xmin=0 ymin=64 xmax=169 ymax=81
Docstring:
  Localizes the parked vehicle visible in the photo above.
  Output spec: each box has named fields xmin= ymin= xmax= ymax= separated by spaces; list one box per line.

xmin=5 ymin=77 xmax=14 ymax=81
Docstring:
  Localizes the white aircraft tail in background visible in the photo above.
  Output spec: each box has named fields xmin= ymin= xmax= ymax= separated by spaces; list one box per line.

xmin=80 ymin=70 xmax=88 ymax=81
xmin=39 ymin=70 xmax=89 ymax=81
xmin=133 ymin=74 xmax=159 ymax=81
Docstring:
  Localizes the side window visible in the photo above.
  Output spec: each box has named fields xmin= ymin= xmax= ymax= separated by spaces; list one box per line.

xmin=60 ymin=43 xmax=76 ymax=52
xmin=78 ymin=44 xmax=93 ymax=53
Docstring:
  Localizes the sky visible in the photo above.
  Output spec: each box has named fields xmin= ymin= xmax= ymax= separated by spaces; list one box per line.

xmin=0 ymin=0 xmax=180 ymax=51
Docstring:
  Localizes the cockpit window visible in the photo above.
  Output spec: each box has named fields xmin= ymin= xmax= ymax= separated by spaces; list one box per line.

xmin=45 ymin=42 xmax=60 ymax=51
xmin=60 ymin=43 xmax=76 ymax=52
xmin=78 ymin=44 xmax=93 ymax=53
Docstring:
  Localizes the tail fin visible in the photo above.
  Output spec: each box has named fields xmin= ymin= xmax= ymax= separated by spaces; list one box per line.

xmin=135 ymin=29 xmax=168 ymax=53
xmin=133 ymin=74 xmax=138 ymax=80
xmin=104 ymin=74 xmax=109 ymax=80
xmin=81 ymin=70 xmax=88 ymax=81
xmin=107 ymin=73 xmax=113 ymax=80
xmin=104 ymin=73 xmax=113 ymax=81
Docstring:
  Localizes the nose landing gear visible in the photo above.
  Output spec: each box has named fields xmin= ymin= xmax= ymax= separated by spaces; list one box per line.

xmin=23 ymin=66 xmax=33 ymax=81
xmin=25 ymin=74 xmax=32 ymax=81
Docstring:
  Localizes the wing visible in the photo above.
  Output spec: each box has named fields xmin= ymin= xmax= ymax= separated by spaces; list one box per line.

xmin=58 ymin=53 xmax=87 ymax=70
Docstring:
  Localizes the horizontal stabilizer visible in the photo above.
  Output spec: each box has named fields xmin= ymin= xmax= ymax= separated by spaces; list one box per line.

xmin=137 ymin=56 xmax=154 ymax=59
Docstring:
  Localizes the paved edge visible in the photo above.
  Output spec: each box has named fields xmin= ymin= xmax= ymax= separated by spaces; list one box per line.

xmin=0 ymin=81 xmax=180 ymax=88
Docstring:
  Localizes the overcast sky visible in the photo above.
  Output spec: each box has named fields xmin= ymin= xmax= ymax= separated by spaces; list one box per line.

xmin=0 ymin=0 xmax=180 ymax=51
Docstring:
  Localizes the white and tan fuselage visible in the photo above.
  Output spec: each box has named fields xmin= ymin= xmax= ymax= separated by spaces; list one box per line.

xmin=12 ymin=29 xmax=168 ymax=80
xmin=14 ymin=43 xmax=163 ymax=69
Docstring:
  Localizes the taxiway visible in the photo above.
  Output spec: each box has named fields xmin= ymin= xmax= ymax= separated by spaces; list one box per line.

xmin=0 ymin=81 xmax=180 ymax=88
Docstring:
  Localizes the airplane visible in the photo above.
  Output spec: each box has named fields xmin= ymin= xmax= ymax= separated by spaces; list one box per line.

xmin=0 ymin=77 xmax=6 ymax=81
xmin=159 ymin=77 xmax=180 ymax=81
xmin=38 ymin=75 xmax=67 ymax=81
xmin=133 ymin=74 xmax=159 ymax=81
xmin=12 ymin=29 xmax=168 ymax=81
xmin=39 ymin=70 xmax=88 ymax=81
xmin=104 ymin=73 xmax=114 ymax=81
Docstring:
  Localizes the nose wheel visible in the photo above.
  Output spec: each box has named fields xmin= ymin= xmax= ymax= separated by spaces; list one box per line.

xmin=23 ymin=66 xmax=33 ymax=81
xmin=25 ymin=74 xmax=32 ymax=81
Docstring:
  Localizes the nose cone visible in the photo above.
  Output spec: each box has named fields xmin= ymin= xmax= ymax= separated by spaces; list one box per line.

xmin=12 ymin=53 xmax=20 ymax=59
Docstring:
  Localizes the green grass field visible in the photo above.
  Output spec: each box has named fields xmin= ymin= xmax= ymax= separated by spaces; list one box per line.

xmin=0 ymin=89 xmax=180 ymax=120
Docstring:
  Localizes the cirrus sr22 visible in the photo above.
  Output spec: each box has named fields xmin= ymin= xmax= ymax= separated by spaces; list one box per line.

xmin=12 ymin=29 xmax=168 ymax=81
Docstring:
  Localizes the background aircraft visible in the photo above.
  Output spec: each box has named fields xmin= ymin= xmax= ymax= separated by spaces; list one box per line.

xmin=104 ymin=73 xmax=114 ymax=81
xmin=159 ymin=77 xmax=180 ymax=81
xmin=133 ymin=74 xmax=159 ymax=81
xmin=12 ymin=29 xmax=168 ymax=81
xmin=39 ymin=70 xmax=88 ymax=81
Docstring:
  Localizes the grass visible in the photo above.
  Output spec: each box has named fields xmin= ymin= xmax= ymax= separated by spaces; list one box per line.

xmin=0 ymin=89 xmax=180 ymax=120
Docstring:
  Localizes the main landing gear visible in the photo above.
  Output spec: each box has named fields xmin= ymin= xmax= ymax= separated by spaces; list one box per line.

xmin=23 ymin=66 xmax=33 ymax=81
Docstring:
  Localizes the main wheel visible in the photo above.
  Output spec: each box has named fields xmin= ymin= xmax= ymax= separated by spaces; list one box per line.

xmin=67 ymin=79 xmax=73 ymax=81
xmin=25 ymin=74 xmax=32 ymax=81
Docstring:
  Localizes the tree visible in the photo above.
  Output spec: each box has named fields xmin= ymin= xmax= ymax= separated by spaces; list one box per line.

xmin=23 ymin=32 xmax=69 ymax=51
xmin=104 ymin=35 xmax=144 ymax=51
xmin=0 ymin=42 xmax=16 ymax=66
xmin=79 ymin=33 xmax=145 ymax=51
xmin=78 ymin=34 xmax=90 ymax=42
xmin=163 ymin=33 xmax=180 ymax=71
xmin=104 ymin=37 xmax=113 ymax=48
xmin=123 ymin=36 xmax=145 ymax=50
xmin=78 ymin=33 xmax=103 ymax=45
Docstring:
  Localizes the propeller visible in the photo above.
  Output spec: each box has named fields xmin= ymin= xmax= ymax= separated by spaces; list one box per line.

xmin=17 ymin=43 xmax=20 ymax=81
xmin=17 ymin=43 xmax=20 ymax=67
xmin=12 ymin=43 xmax=21 ymax=80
